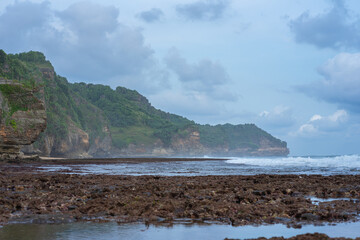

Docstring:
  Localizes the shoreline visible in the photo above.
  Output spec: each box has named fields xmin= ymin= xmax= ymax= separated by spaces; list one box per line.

xmin=1 ymin=156 xmax=229 ymax=165
xmin=39 ymin=157 xmax=229 ymax=164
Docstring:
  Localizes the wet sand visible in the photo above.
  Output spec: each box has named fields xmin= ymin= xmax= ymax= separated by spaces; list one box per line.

xmin=1 ymin=161 xmax=360 ymax=229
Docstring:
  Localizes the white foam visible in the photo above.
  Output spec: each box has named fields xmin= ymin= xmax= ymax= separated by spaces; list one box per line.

xmin=226 ymin=155 xmax=360 ymax=169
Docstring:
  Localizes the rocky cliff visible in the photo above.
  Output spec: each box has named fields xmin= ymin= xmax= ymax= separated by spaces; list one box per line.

xmin=0 ymin=80 xmax=46 ymax=159
xmin=117 ymin=127 xmax=289 ymax=157
xmin=1 ymin=50 xmax=289 ymax=158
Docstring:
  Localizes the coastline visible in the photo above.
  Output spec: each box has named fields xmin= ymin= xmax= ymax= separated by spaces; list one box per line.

xmin=0 ymin=156 xmax=229 ymax=165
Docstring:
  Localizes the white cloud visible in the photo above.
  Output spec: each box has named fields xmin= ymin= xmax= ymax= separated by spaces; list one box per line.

xmin=289 ymin=0 xmax=360 ymax=50
xmin=327 ymin=109 xmax=348 ymax=122
xmin=164 ymin=47 xmax=238 ymax=101
xmin=298 ymin=123 xmax=317 ymax=135
xmin=310 ymin=114 xmax=322 ymax=121
xmin=257 ymin=105 xmax=295 ymax=129
xmin=293 ymin=109 xmax=349 ymax=137
xmin=298 ymin=52 xmax=360 ymax=113
xmin=149 ymin=89 xmax=227 ymax=117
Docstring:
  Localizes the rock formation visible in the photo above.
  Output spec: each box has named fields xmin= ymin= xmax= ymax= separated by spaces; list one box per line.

xmin=0 ymin=80 xmax=46 ymax=159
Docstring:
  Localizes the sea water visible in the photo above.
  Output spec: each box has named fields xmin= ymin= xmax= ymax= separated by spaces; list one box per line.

xmin=39 ymin=155 xmax=360 ymax=176
xmin=1 ymin=221 xmax=360 ymax=240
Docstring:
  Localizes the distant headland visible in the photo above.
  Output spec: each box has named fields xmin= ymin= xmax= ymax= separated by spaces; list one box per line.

xmin=0 ymin=50 xmax=289 ymax=158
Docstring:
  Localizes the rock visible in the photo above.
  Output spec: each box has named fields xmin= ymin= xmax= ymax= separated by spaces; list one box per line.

xmin=67 ymin=205 xmax=77 ymax=211
xmin=300 ymin=213 xmax=320 ymax=221
xmin=0 ymin=81 xmax=46 ymax=159
xmin=1 ymin=173 xmax=360 ymax=227
xmin=253 ymin=190 xmax=266 ymax=196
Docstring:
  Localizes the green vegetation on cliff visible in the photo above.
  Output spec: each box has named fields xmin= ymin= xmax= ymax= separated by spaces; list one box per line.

xmin=198 ymin=124 xmax=286 ymax=149
xmin=0 ymin=84 xmax=30 ymax=115
xmin=70 ymin=83 xmax=194 ymax=148
xmin=1 ymin=50 xmax=106 ymax=151
xmin=0 ymin=50 xmax=288 ymax=157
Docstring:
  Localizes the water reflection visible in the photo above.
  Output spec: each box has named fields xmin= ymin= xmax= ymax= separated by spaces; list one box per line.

xmin=1 ymin=221 xmax=360 ymax=240
xmin=307 ymin=196 xmax=359 ymax=205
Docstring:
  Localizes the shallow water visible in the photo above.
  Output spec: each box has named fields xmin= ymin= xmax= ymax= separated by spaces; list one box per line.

xmin=39 ymin=155 xmax=360 ymax=176
xmin=1 ymin=221 xmax=360 ymax=240
xmin=307 ymin=196 xmax=359 ymax=205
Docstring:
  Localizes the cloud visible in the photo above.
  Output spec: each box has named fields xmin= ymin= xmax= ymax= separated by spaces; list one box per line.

xmin=58 ymin=2 xmax=119 ymax=37
xmin=289 ymin=0 xmax=360 ymax=50
xmin=293 ymin=110 xmax=348 ymax=137
xmin=109 ymin=65 xmax=170 ymax=94
xmin=0 ymin=1 xmax=168 ymax=94
xmin=257 ymin=105 xmax=295 ymax=129
xmin=298 ymin=52 xmax=360 ymax=112
xmin=296 ymin=124 xmax=318 ymax=136
xmin=176 ymin=0 xmax=229 ymax=21
xmin=137 ymin=8 xmax=164 ymax=23
xmin=150 ymin=90 xmax=223 ymax=117
xmin=0 ymin=1 xmax=52 ymax=52
xmin=164 ymin=48 xmax=237 ymax=101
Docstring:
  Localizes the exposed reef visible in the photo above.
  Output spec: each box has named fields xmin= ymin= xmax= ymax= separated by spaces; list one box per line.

xmin=0 ymin=168 xmax=359 ymax=227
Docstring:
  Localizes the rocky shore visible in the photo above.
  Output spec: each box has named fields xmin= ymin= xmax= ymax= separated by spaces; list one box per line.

xmin=0 ymin=164 xmax=359 ymax=228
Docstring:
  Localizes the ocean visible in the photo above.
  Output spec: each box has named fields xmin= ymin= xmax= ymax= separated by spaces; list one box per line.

xmin=39 ymin=155 xmax=360 ymax=176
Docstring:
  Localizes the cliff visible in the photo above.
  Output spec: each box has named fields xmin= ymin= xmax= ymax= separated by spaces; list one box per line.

xmin=0 ymin=50 xmax=289 ymax=158
xmin=0 ymin=80 xmax=46 ymax=159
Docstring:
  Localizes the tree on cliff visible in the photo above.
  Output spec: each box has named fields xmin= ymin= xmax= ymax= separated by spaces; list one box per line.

xmin=0 ymin=50 xmax=6 ymax=65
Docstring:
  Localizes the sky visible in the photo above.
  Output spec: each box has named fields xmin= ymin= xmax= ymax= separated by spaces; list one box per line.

xmin=0 ymin=0 xmax=359 ymax=156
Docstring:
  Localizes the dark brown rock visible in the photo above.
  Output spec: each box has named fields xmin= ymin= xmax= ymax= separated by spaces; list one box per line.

xmin=0 ymin=168 xmax=359 ymax=228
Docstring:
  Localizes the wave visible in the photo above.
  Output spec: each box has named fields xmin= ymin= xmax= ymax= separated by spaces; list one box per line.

xmin=226 ymin=155 xmax=360 ymax=168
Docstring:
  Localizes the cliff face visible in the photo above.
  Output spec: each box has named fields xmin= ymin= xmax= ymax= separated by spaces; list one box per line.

xmin=118 ymin=129 xmax=289 ymax=157
xmin=1 ymin=50 xmax=289 ymax=158
xmin=0 ymin=81 xmax=46 ymax=158
xmin=21 ymin=67 xmax=112 ymax=158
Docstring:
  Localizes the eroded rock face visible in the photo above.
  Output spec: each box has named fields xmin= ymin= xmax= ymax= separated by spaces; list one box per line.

xmin=48 ymin=120 xmax=90 ymax=158
xmin=0 ymin=82 xmax=46 ymax=159
xmin=116 ymin=129 xmax=289 ymax=157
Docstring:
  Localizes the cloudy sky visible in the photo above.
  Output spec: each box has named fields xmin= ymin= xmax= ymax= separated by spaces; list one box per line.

xmin=1 ymin=0 xmax=359 ymax=156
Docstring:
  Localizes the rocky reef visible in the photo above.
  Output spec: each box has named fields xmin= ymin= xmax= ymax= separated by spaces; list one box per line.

xmin=0 ymin=167 xmax=359 ymax=227
xmin=0 ymin=80 xmax=46 ymax=159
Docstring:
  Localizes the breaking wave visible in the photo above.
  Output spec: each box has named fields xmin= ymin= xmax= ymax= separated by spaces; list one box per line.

xmin=226 ymin=155 xmax=360 ymax=169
